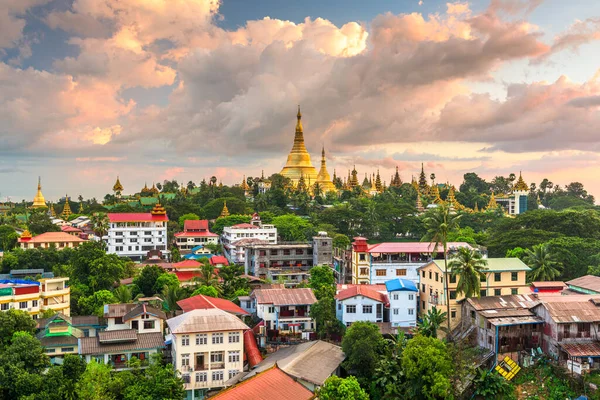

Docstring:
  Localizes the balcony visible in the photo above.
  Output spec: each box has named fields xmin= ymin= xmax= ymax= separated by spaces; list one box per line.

xmin=210 ymin=362 xmax=225 ymax=370
xmin=42 ymin=287 xmax=69 ymax=297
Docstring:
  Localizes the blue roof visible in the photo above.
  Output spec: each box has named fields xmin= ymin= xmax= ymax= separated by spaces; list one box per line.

xmin=190 ymin=245 xmax=204 ymax=252
xmin=385 ymin=278 xmax=418 ymax=292
xmin=183 ymin=254 xmax=213 ymax=260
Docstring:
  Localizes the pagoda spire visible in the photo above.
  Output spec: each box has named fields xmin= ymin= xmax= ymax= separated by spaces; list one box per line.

xmin=418 ymin=163 xmax=429 ymax=194
xmin=416 ymin=194 xmax=424 ymax=212
xmin=49 ymin=202 xmax=56 ymax=218
xmin=375 ymin=170 xmax=382 ymax=192
xmin=32 ymin=176 xmax=47 ymax=209
xmin=280 ymin=105 xmax=318 ymax=186
xmin=220 ymin=201 xmax=230 ymax=218
xmin=513 ymin=171 xmax=529 ymax=192
xmin=78 ymin=201 xmax=84 ymax=214
xmin=113 ymin=176 xmax=124 ymax=197
xmin=315 ymin=146 xmax=336 ymax=193
xmin=474 ymin=202 xmax=479 ymax=212
xmin=487 ymin=192 xmax=497 ymax=210
xmin=61 ymin=195 xmax=72 ymax=219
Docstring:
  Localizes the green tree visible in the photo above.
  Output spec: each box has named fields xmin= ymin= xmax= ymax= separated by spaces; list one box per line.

xmin=153 ymin=273 xmax=180 ymax=295
xmin=272 ymin=214 xmax=315 ymax=241
xmin=472 ymin=368 xmax=515 ymax=400
xmin=0 ymin=224 xmax=18 ymax=251
xmin=317 ymin=376 xmax=369 ymax=400
xmin=308 ymin=265 xmax=335 ymax=300
xmin=417 ymin=307 xmax=447 ymax=338
xmin=341 ymin=321 xmax=385 ymax=382
xmin=77 ymin=290 xmax=117 ymax=317
xmin=113 ymin=285 xmax=133 ymax=303
xmin=332 ymin=233 xmax=351 ymax=250
xmin=75 ymin=361 xmax=119 ymax=400
xmin=310 ymin=296 xmax=344 ymax=339
xmin=505 ymin=247 xmax=526 ymax=259
xmin=422 ymin=203 xmax=461 ymax=332
xmin=448 ymin=247 xmax=488 ymax=299
xmin=0 ymin=309 xmax=36 ymax=347
xmin=219 ymin=263 xmax=249 ymax=300
xmin=178 ymin=213 xmax=200 ymax=229
xmin=0 ymin=332 xmax=49 ymax=399
xmin=171 ymin=247 xmax=181 ymax=263
xmin=134 ymin=265 xmax=166 ymax=297
xmin=401 ymin=335 xmax=453 ymax=400
xmin=191 ymin=285 xmax=219 ymax=298
xmin=88 ymin=254 xmax=126 ymax=291
xmin=524 ymin=243 xmax=562 ymax=282
xmin=122 ymin=354 xmax=185 ymax=400
xmin=211 ymin=215 xmax=251 ymax=235
xmin=90 ymin=212 xmax=109 ymax=237
xmin=194 ymin=260 xmax=221 ymax=290
xmin=28 ymin=211 xmax=61 ymax=235
xmin=162 ymin=284 xmax=185 ymax=317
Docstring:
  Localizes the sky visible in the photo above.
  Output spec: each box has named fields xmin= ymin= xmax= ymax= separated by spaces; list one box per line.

xmin=2 ymin=0 xmax=600 ymax=202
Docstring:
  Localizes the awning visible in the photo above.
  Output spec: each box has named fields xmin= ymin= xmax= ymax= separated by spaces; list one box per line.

xmin=288 ymin=323 xmax=301 ymax=327
xmin=560 ymin=342 xmax=600 ymax=358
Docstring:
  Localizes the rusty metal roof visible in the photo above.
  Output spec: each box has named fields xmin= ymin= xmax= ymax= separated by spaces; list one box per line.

xmin=467 ymin=294 xmax=540 ymax=311
xmin=560 ymin=342 xmax=600 ymax=357
xmin=481 ymin=309 xmax=535 ymax=318
xmin=79 ymin=332 xmax=164 ymax=355
xmin=531 ymin=281 xmax=566 ymax=289
xmin=566 ymin=275 xmax=600 ymax=293
xmin=166 ymin=308 xmax=249 ymax=334
xmin=99 ymin=329 xmax=137 ymax=343
xmin=489 ymin=316 xmax=543 ymax=326
xmin=104 ymin=303 xmax=136 ymax=318
xmin=252 ymin=288 xmax=317 ymax=306
xmin=543 ymin=300 xmax=600 ymax=323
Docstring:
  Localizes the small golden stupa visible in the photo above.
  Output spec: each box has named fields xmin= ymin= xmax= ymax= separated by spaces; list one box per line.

xmin=280 ymin=106 xmax=318 ymax=186
xmin=32 ymin=177 xmax=47 ymax=209
xmin=315 ymin=147 xmax=336 ymax=193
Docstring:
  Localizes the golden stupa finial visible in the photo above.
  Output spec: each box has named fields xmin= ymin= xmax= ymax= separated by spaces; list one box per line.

xmin=32 ymin=176 xmax=47 ymax=209
xmin=220 ymin=201 xmax=230 ymax=218
xmin=296 ymin=104 xmax=303 ymax=132
xmin=487 ymin=191 xmax=497 ymax=210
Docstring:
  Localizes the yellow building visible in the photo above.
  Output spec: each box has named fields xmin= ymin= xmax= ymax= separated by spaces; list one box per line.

xmin=18 ymin=231 xmax=86 ymax=250
xmin=0 ymin=277 xmax=70 ymax=318
xmin=418 ymin=258 xmax=530 ymax=327
xmin=280 ymin=106 xmax=319 ymax=186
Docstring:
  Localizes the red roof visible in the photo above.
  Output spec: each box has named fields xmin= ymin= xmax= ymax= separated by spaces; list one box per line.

xmin=19 ymin=232 xmax=86 ymax=243
xmin=367 ymin=241 xmax=472 ymax=254
xmin=61 ymin=225 xmax=82 ymax=233
xmin=335 ymin=285 xmax=388 ymax=304
xmin=210 ymin=366 xmax=313 ymax=400
xmin=184 ymin=219 xmax=209 ymax=231
xmin=177 ymin=294 xmax=249 ymax=316
xmin=230 ymin=223 xmax=258 ymax=229
xmin=174 ymin=231 xmax=218 ymax=237
xmin=210 ymin=256 xmax=229 ymax=266
xmin=173 ymin=260 xmax=202 ymax=269
xmin=174 ymin=271 xmax=200 ymax=282
xmin=107 ymin=213 xmax=168 ymax=222
xmin=244 ymin=330 xmax=262 ymax=367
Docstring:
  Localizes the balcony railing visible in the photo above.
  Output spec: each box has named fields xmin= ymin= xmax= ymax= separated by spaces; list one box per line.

xmin=210 ymin=362 xmax=225 ymax=369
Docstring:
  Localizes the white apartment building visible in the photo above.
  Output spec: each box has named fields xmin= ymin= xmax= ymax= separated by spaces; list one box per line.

xmin=335 ymin=284 xmax=388 ymax=327
xmin=222 ymin=213 xmax=277 ymax=264
xmin=105 ymin=203 xmax=169 ymax=261
xmin=385 ymin=278 xmax=419 ymax=328
xmin=167 ymin=309 xmax=249 ymax=400
xmin=0 ymin=277 xmax=70 ymax=317
xmin=252 ymin=288 xmax=317 ymax=332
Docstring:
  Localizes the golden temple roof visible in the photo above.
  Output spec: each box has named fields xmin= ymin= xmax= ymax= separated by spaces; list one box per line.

xmin=280 ymin=105 xmax=318 ymax=185
xmin=220 ymin=201 xmax=230 ymax=218
xmin=32 ymin=177 xmax=47 ymax=209
xmin=487 ymin=192 xmax=498 ymax=210
xmin=241 ymin=175 xmax=250 ymax=191
xmin=113 ymin=176 xmax=124 ymax=192
xmin=20 ymin=229 xmax=32 ymax=239
xmin=513 ymin=172 xmax=529 ymax=192
xmin=316 ymin=147 xmax=336 ymax=193
xmin=62 ymin=195 xmax=72 ymax=219
xmin=151 ymin=202 xmax=167 ymax=216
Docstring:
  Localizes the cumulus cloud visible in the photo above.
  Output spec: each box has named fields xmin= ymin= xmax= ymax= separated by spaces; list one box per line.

xmin=536 ymin=17 xmax=600 ymax=62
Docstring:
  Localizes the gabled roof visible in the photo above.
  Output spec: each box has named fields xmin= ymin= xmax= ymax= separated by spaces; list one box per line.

xmin=104 ymin=303 xmax=136 ymax=318
xmin=229 ymin=223 xmax=259 ymax=229
xmin=183 ymin=220 xmax=209 ymax=231
xmin=566 ymin=275 xmax=600 ymax=293
xmin=542 ymin=300 xmax=600 ymax=323
xmin=174 ymin=231 xmax=218 ymax=237
xmin=19 ymin=232 xmax=86 ymax=243
xmin=424 ymin=257 xmax=531 ymax=273
xmin=252 ymin=288 xmax=317 ymax=306
xmin=239 ymin=340 xmax=345 ymax=386
xmin=107 ymin=213 xmax=168 ymax=222
xmin=79 ymin=332 xmax=165 ymax=355
xmin=212 ymin=366 xmax=313 ymax=400
xmin=61 ymin=225 xmax=82 ymax=233
xmin=210 ymin=256 xmax=229 ymax=265
xmin=177 ymin=294 xmax=249 ymax=316
xmin=466 ymin=294 xmax=540 ymax=311
xmin=122 ymin=303 xmax=166 ymax=322
xmin=167 ymin=309 xmax=249 ymax=334
xmin=335 ymin=285 xmax=388 ymax=303
xmin=173 ymin=259 xmax=202 ymax=269
xmin=385 ymin=278 xmax=418 ymax=292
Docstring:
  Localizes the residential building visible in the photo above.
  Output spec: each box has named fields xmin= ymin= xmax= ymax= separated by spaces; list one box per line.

xmin=350 ymin=236 xmax=473 ymax=284
xmin=227 ymin=340 xmax=344 ymax=393
xmin=244 ymin=234 xmax=332 ymax=286
xmin=175 ymin=220 xmax=219 ymax=253
xmin=565 ymin=275 xmax=600 ymax=295
xmin=335 ymin=284 xmax=388 ymax=327
xmin=386 ymin=278 xmax=419 ymax=328
xmin=166 ymin=309 xmax=250 ymax=399
xmin=182 ymin=245 xmax=213 ymax=261
xmin=0 ymin=277 xmax=70 ymax=317
xmin=105 ymin=203 xmax=169 ymax=260
xmin=37 ymin=314 xmax=102 ymax=363
xmin=211 ymin=365 xmax=313 ymax=400
xmin=530 ymin=281 xmax=567 ymax=294
xmin=18 ymin=231 xmax=86 ymax=250
xmin=418 ymin=258 xmax=530 ymax=327
xmin=103 ymin=302 xmax=166 ymax=333
xmin=210 ymin=256 xmax=229 ymax=268
xmin=333 ymin=244 xmax=352 ymax=284
xmin=61 ymin=225 xmax=83 ymax=236
xmin=252 ymin=288 xmax=317 ymax=332
xmin=461 ymin=295 xmax=543 ymax=364
xmin=177 ymin=294 xmax=250 ymax=317
xmin=222 ymin=213 xmax=277 ymax=264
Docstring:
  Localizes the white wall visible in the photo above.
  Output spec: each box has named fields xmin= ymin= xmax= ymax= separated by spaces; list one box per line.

xmin=370 ymin=263 xmax=422 ymax=285
xmin=106 ymin=221 xmax=167 ymax=259
xmin=388 ymin=291 xmax=418 ymax=327
xmin=336 ymin=296 xmax=384 ymax=325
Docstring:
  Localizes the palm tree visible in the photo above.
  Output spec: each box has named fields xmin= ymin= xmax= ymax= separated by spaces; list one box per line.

xmin=422 ymin=203 xmax=461 ymax=332
xmin=448 ymin=247 xmax=488 ymax=299
xmin=90 ymin=212 xmax=109 ymax=237
xmin=193 ymin=259 xmax=221 ymax=292
xmin=113 ymin=285 xmax=132 ymax=303
xmin=524 ymin=244 xmax=562 ymax=282
xmin=162 ymin=284 xmax=185 ymax=317
xmin=417 ymin=307 xmax=447 ymax=338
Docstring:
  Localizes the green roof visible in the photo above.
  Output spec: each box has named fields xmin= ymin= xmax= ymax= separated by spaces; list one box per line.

xmin=159 ymin=193 xmax=176 ymax=200
xmin=430 ymin=257 xmax=531 ymax=272
xmin=140 ymin=197 xmax=159 ymax=206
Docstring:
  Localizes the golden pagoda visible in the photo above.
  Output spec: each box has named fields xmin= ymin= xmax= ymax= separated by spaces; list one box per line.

xmin=487 ymin=192 xmax=498 ymax=210
xmin=78 ymin=201 xmax=84 ymax=214
xmin=49 ymin=202 xmax=56 ymax=218
xmin=513 ymin=171 xmax=529 ymax=192
xmin=220 ymin=201 xmax=230 ymax=218
xmin=20 ymin=229 xmax=32 ymax=239
xmin=62 ymin=195 xmax=72 ymax=219
xmin=315 ymin=147 xmax=336 ymax=193
xmin=32 ymin=177 xmax=47 ymax=209
xmin=280 ymin=106 xmax=318 ymax=186
xmin=113 ymin=176 xmax=124 ymax=197
xmin=349 ymin=166 xmax=359 ymax=188
xmin=390 ymin=166 xmax=402 ymax=187
xmin=151 ymin=202 xmax=167 ymax=216
xmin=430 ymin=184 xmax=442 ymax=204
xmin=375 ymin=170 xmax=382 ymax=192
xmin=150 ymin=183 xmax=159 ymax=195
xmin=474 ymin=202 xmax=479 ymax=212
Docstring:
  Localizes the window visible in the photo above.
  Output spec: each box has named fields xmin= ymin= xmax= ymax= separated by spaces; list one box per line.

xmin=338 ymin=303 xmax=341 ymax=310
xmin=494 ymin=272 xmax=501 ymax=282
xmin=363 ymin=305 xmax=373 ymax=314
xmin=181 ymin=335 xmax=190 ymax=346
xmin=46 ymin=348 xmax=56 ymax=353
xmin=61 ymin=347 xmax=74 ymax=352
xmin=229 ymin=370 xmax=239 ymax=380
xmin=480 ymin=289 xmax=487 ymax=297
xmin=480 ymin=274 xmax=487 ymax=282
xmin=511 ymin=272 xmax=518 ymax=281
xmin=429 ymin=271 xmax=432 ymax=279
xmin=229 ymin=332 xmax=240 ymax=343
xmin=1 ymin=303 xmax=8 ymax=310
xmin=408 ymin=308 xmax=414 ymax=315
xmin=196 ymin=372 xmax=207 ymax=382
xmin=422 ymin=270 xmax=425 ymax=278
xmin=181 ymin=354 xmax=190 ymax=366
xmin=268 ymin=306 xmax=275 ymax=314
xmin=283 ymin=249 xmax=290 ymax=255
xmin=359 ymin=254 xmax=366 ymax=261
xmin=393 ymin=308 xmax=399 ymax=315
xmin=114 ymin=317 xmax=123 ymax=324
xmin=228 ymin=351 xmax=240 ymax=363
xmin=451 ymin=310 xmax=456 ymax=319
xmin=212 ymin=371 xmax=224 ymax=381
xmin=408 ymin=294 xmax=414 ymax=301
xmin=360 ymin=268 xmax=369 ymax=276
xmin=196 ymin=334 xmax=207 ymax=345
xmin=376 ymin=269 xmax=386 ymax=277
xmin=449 ymin=291 xmax=457 ymax=300
xmin=212 ymin=333 xmax=224 ymax=344
xmin=211 ymin=352 xmax=224 ymax=363
xmin=32 ymin=300 xmax=38 ymax=307
xmin=19 ymin=301 xmax=27 ymax=309
xmin=396 ymin=269 xmax=407 ymax=276
xmin=435 ymin=272 xmax=439 ymax=281
xmin=421 ymin=284 xmax=425 ymax=292
xmin=143 ymin=320 xmax=155 ymax=330
xmin=393 ymin=293 xmax=399 ymax=300
xmin=511 ymin=288 xmax=518 ymax=295
xmin=296 ymin=249 xmax=304 ymax=255
xmin=494 ymin=289 xmax=501 ymax=296
xmin=346 ymin=305 xmax=356 ymax=313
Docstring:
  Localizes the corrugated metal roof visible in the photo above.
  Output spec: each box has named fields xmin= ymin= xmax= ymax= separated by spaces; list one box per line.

xmin=560 ymin=342 xmax=600 ymax=357
xmin=166 ymin=309 xmax=249 ymax=334
xmin=489 ymin=316 xmax=543 ymax=326
xmin=543 ymin=300 xmax=600 ymax=323
xmin=104 ymin=303 xmax=136 ymax=318
xmin=252 ymin=288 xmax=317 ymax=306
xmin=177 ymin=294 xmax=249 ymax=316
xmin=531 ymin=281 xmax=566 ymax=289
xmin=79 ymin=332 xmax=164 ymax=355
xmin=431 ymin=258 xmax=531 ymax=272
xmin=481 ymin=309 xmax=535 ymax=318
xmin=385 ymin=278 xmax=418 ymax=292
xmin=212 ymin=366 xmax=313 ymax=400
xmin=566 ymin=275 xmax=600 ymax=293
xmin=99 ymin=329 xmax=137 ymax=343
xmin=467 ymin=294 xmax=540 ymax=311
xmin=368 ymin=241 xmax=472 ymax=254
xmin=335 ymin=285 xmax=388 ymax=303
